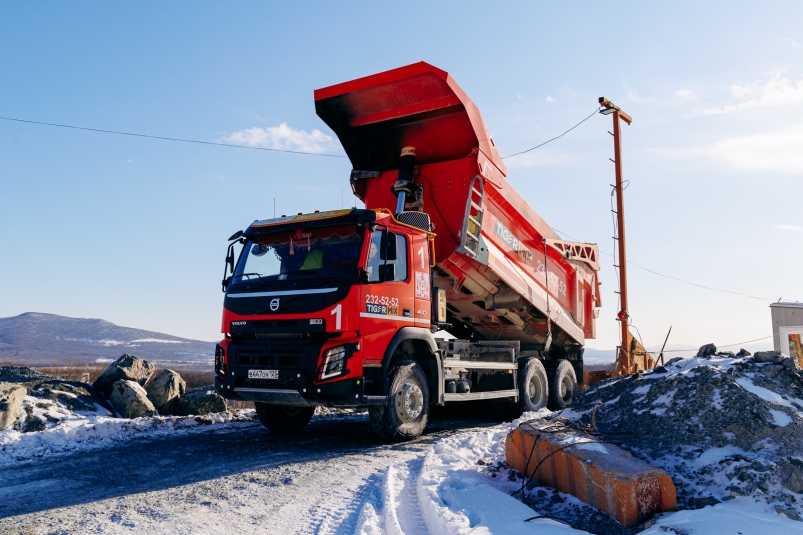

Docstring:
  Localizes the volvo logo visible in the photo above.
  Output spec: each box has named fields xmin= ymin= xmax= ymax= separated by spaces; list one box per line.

xmin=270 ymin=298 xmax=280 ymax=312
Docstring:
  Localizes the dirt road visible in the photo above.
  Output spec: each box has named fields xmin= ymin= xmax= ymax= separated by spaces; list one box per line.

xmin=0 ymin=407 xmax=504 ymax=534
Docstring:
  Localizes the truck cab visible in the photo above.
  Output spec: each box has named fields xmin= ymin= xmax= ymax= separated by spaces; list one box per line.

xmin=215 ymin=208 xmax=443 ymax=437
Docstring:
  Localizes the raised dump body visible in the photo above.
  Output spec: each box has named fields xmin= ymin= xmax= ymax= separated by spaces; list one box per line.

xmin=315 ymin=62 xmax=601 ymax=358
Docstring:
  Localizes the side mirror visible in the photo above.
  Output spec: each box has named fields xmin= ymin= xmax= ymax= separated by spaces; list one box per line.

xmin=228 ymin=230 xmax=244 ymax=241
xmin=378 ymin=264 xmax=396 ymax=282
xmin=380 ymin=232 xmax=397 ymax=261
xmin=222 ymin=275 xmax=232 ymax=292
xmin=358 ymin=268 xmax=369 ymax=285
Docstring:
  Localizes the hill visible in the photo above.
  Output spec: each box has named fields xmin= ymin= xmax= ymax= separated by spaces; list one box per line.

xmin=0 ymin=312 xmax=215 ymax=369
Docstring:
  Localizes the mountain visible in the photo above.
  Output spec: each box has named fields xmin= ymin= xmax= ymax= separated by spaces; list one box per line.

xmin=0 ymin=313 xmax=215 ymax=368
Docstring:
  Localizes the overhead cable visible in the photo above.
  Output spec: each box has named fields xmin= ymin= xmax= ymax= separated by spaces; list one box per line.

xmin=552 ymin=228 xmax=774 ymax=301
xmin=0 ymin=116 xmax=345 ymax=158
xmin=502 ymin=107 xmax=600 ymax=159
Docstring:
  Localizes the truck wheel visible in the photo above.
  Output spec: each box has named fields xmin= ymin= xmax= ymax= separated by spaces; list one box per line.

xmin=254 ymin=403 xmax=315 ymax=433
xmin=548 ymin=360 xmax=577 ymax=410
xmin=518 ymin=358 xmax=549 ymax=413
xmin=369 ymin=359 xmax=429 ymax=441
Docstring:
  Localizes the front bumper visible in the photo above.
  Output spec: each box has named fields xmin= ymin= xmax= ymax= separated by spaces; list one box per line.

xmin=215 ymin=375 xmax=386 ymax=407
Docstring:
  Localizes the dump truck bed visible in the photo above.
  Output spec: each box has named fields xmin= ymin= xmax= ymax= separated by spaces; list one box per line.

xmin=315 ymin=62 xmax=600 ymax=349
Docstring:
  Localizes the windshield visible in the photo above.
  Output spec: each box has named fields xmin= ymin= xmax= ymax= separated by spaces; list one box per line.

xmin=230 ymin=225 xmax=363 ymax=290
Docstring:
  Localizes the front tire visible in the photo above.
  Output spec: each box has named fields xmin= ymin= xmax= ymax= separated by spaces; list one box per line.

xmin=369 ymin=359 xmax=429 ymax=441
xmin=254 ymin=403 xmax=315 ymax=433
xmin=548 ymin=360 xmax=578 ymax=410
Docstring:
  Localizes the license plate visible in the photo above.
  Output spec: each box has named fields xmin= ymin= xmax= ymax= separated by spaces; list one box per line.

xmin=248 ymin=369 xmax=279 ymax=380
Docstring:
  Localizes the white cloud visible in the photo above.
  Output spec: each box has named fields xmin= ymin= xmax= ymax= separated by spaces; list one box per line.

xmin=676 ymin=89 xmax=696 ymax=100
xmin=545 ymin=96 xmax=557 ymax=103
xmin=778 ymin=224 xmax=803 ymax=232
xmin=693 ymin=123 xmax=803 ymax=174
xmin=219 ymin=123 xmax=335 ymax=153
xmin=702 ymin=72 xmax=803 ymax=115
xmin=784 ymin=37 xmax=802 ymax=48
xmin=126 ymin=159 xmax=133 ymax=164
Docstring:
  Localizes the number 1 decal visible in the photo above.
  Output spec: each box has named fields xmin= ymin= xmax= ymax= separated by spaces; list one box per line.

xmin=417 ymin=246 xmax=426 ymax=269
xmin=331 ymin=304 xmax=342 ymax=330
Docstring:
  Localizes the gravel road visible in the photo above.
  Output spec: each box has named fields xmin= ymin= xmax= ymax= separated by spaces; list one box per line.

xmin=0 ymin=405 xmax=504 ymax=534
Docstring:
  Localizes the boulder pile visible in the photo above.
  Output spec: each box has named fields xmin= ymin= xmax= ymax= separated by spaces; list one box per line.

xmin=0 ymin=354 xmax=228 ymax=433
xmin=93 ymin=354 xmax=226 ymax=419
xmin=570 ymin=346 xmax=803 ymax=521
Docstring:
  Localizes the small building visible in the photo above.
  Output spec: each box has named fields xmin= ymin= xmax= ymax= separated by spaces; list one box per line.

xmin=770 ymin=302 xmax=803 ymax=362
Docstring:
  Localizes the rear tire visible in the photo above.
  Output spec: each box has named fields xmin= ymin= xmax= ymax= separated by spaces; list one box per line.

xmin=369 ymin=359 xmax=429 ymax=441
xmin=254 ymin=403 xmax=315 ymax=433
xmin=518 ymin=358 xmax=549 ymax=414
xmin=548 ymin=360 xmax=577 ymax=410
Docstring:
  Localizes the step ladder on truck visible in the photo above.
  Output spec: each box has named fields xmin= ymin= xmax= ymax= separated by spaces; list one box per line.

xmin=214 ymin=62 xmax=602 ymax=440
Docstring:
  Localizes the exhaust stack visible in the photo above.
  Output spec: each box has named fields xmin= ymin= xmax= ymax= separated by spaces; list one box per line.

xmin=391 ymin=146 xmax=416 ymax=214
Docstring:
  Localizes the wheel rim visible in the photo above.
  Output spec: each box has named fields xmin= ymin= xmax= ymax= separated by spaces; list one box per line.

xmin=527 ymin=375 xmax=543 ymax=404
xmin=395 ymin=378 xmax=424 ymax=423
xmin=560 ymin=375 xmax=574 ymax=403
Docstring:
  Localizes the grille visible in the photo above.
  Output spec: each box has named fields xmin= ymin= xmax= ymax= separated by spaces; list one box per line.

xmin=396 ymin=211 xmax=432 ymax=231
xmin=237 ymin=349 xmax=302 ymax=368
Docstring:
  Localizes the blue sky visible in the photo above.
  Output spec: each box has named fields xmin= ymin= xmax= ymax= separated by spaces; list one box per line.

xmin=1 ymin=2 xmax=802 ymax=351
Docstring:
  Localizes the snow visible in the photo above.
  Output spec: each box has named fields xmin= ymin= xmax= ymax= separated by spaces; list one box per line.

xmin=0 ymin=395 xmax=254 ymax=466
xmin=735 ymin=376 xmax=796 ymax=408
xmin=770 ymin=409 xmax=793 ymax=426
xmin=642 ymin=498 xmax=803 ymax=534
xmin=350 ymin=411 xmax=803 ymax=534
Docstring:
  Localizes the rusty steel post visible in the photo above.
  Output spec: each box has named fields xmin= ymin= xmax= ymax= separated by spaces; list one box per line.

xmin=599 ymin=97 xmax=632 ymax=374
xmin=612 ymin=111 xmax=630 ymax=371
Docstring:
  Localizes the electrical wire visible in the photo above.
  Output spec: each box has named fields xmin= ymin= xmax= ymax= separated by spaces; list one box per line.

xmin=0 ymin=115 xmax=346 ymax=157
xmin=552 ymin=227 xmax=775 ymax=301
xmin=502 ymin=107 xmax=601 ymax=159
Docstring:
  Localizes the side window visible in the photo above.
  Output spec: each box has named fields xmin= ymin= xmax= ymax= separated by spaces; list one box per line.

xmin=366 ymin=230 xmax=408 ymax=283
xmin=392 ymin=233 xmax=408 ymax=282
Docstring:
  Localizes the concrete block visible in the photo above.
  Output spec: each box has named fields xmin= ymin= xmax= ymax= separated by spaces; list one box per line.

xmin=506 ymin=421 xmax=677 ymax=527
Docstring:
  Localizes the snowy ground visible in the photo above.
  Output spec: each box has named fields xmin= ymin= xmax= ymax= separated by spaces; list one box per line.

xmin=3 ymin=371 xmax=803 ymax=533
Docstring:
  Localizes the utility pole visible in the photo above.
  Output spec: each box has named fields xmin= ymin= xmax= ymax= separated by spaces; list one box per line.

xmin=599 ymin=97 xmax=633 ymax=373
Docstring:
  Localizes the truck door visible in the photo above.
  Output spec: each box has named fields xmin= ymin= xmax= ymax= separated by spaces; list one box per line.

xmin=360 ymin=227 xmax=414 ymax=366
xmin=412 ymin=235 xmax=431 ymax=328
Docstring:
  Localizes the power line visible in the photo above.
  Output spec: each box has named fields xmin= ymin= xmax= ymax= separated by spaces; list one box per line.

xmin=552 ymin=227 xmax=774 ymax=301
xmin=502 ymin=107 xmax=601 ymax=159
xmin=0 ymin=116 xmax=345 ymax=158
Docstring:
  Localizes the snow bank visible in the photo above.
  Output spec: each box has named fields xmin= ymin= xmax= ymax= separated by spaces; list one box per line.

xmin=0 ymin=392 xmax=254 ymax=465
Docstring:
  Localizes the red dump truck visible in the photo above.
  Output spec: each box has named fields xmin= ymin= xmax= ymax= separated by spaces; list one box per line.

xmin=214 ymin=62 xmax=602 ymax=440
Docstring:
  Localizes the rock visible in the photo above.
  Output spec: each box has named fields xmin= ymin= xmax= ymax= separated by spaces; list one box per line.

xmin=784 ymin=469 xmax=803 ymax=493
xmin=665 ymin=357 xmax=684 ymax=367
xmin=697 ymin=343 xmax=717 ymax=358
xmin=754 ymin=351 xmax=782 ymax=363
xmin=0 ymin=383 xmax=27 ymax=430
xmin=790 ymin=457 xmax=803 ymax=468
xmin=694 ymin=496 xmax=721 ymax=509
xmin=784 ymin=357 xmax=800 ymax=371
xmin=146 ymin=369 xmax=186 ymax=415
xmin=93 ymin=354 xmax=155 ymax=396
xmin=763 ymin=364 xmax=785 ymax=377
xmin=110 ymin=380 xmax=156 ymax=418
xmin=736 ymin=348 xmax=752 ymax=357
xmin=174 ymin=386 xmax=227 ymax=416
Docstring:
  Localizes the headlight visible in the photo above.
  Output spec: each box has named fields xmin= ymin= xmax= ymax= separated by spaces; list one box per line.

xmin=321 ymin=345 xmax=348 ymax=380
